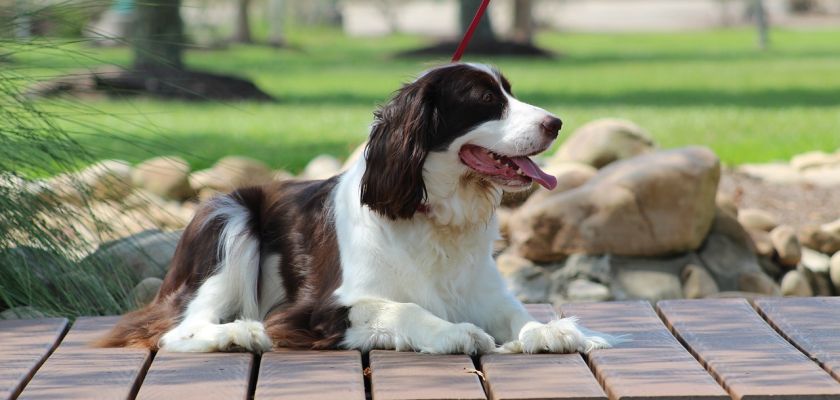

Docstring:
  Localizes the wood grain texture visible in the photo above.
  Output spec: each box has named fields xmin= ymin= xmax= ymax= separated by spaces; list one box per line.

xmin=754 ymin=297 xmax=840 ymax=382
xmin=370 ymin=350 xmax=486 ymax=400
xmin=136 ymin=352 xmax=253 ymax=400
xmin=255 ymin=350 xmax=365 ymax=400
xmin=480 ymin=354 xmax=605 ymax=400
xmin=19 ymin=316 xmax=151 ymax=400
xmin=658 ymin=298 xmax=840 ymax=400
xmin=0 ymin=318 xmax=68 ymax=400
xmin=523 ymin=303 xmax=558 ymax=323
xmin=562 ymin=301 xmax=728 ymax=400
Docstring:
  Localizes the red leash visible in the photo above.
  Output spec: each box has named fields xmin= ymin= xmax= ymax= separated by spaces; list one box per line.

xmin=451 ymin=0 xmax=491 ymax=62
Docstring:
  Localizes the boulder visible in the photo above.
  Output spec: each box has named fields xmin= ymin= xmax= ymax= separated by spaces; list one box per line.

xmin=798 ymin=226 xmax=840 ymax=255
xmin=510 ymin=147 xmax=720 ymax=261
xmin=715 ymin=193 xmax=738 ymax=218
xmin=495 ymin=251 xmax=535 ymax=278
xmin=131 ymin=156 xmax=194 ymax=201
xmin=769 ymin=225 xmax=801 ymax=267
xmin=301 ymin=154 xmax=342 ymax=180
xmin=780 ymin=270 xmax=813 ymax=297
xmin=681 ymin=264 xmax=719 ymax=299
xmin=738 ymin=208 xmax=778 ymax=232
xmin=85 ymin=229 xmax=181 ymax=281
xmin=47 ymin=159 xmax=133 ymax=204
xmin=551 ymin=118 xmax=655 ymax=168
xmin=610 ymin=254 xmax=688 ymax=301
xmin=830 ymin=251 xmax=840 ymax=292
xmin=190 ymin=156 xmax=274 ymax=193
xmin=131 ymin=277 xmax=163 ymax=307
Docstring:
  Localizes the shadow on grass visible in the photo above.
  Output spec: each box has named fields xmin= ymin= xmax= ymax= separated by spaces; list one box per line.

xmin=275 ymin=87 xmax=840 ymax=108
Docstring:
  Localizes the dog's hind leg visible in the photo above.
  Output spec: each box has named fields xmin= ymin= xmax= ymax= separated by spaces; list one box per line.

xmin=159 ymin=196 xmax=272 ymax=353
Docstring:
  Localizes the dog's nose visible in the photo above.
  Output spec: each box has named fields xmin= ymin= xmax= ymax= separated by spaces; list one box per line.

xmin=540 ymin=116 xmax=562 ymax=138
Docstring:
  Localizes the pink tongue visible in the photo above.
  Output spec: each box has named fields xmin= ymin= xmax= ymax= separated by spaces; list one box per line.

xmin=511 ymin=157 xmax=557 ymax=190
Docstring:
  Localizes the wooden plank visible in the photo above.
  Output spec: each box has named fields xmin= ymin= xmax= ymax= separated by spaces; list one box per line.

xmin=561 ymin=301 xmax=728 ymax=400
xmin=480 ymin=354 xmax=606 ymax=400
xmin=658 ymin=298 xmax=840 ymax=400
xmin=479 ymin=303 xmax=606 ymax=400
xmin=136 ymin=352 xmax=253 ymax=400
xmin=754 ymin=297 xmax=840 ymax=381
xmin=19 ymin=317 xmax=151 ymax=400
xmin=255 ymin=350 xmax=365 ymax=400
xmin=369 ymin=350 xmax=486 ymax=400
xmin=0 ymin=318 xmax=68 ymax=400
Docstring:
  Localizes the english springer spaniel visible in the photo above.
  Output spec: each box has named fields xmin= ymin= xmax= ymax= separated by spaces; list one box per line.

xmin=99 ymin=63 xmax=614 ymax=355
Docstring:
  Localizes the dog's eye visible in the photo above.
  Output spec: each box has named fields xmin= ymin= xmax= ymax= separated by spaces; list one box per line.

xmin=482 ymin=92 xmax=495 ymax=103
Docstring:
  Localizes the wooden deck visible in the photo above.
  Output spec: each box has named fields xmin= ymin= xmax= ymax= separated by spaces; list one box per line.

xmin=2 ymin=298 xmax=840 ymax=400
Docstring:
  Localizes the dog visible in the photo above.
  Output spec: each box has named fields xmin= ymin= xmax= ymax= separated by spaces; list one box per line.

xmin=98 ymin=63 xmax=614 ymax=355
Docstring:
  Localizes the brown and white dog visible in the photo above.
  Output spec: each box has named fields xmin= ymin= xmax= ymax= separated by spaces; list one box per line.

xmin=99 ymin=63 xmax=615 ymax=354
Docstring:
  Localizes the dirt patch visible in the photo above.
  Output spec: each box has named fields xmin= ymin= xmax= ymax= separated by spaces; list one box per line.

xmin=719 ymin=169 xmax=840 ymax=229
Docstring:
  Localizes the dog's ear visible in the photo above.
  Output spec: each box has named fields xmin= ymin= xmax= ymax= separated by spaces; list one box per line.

xmin=360 ymin=78 xmax=439 ymax=220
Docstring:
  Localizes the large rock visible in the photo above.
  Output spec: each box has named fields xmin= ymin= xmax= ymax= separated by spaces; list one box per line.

xmin=517 ymin=162 xmax=597 ymax=206
xmin=790 ymin=151 xmax=840 ymax=171
xmin=551 ymin=118 xmax=655 ymax=168
xmin=131 ymin=277 xmax=163 ymax=307
xmin=132 ymin=156 xmax=194 ymax=201
xmin=738 ymin=271 xmax=781 ymax=295
xmin=46 ymin=159 xmax=133 ymax=204
xmin=510 ymin=147 xmax=720 ymax=261
xmin=86 ymin=229 xmax=182 ymax=280
xmin=611 ymin=255 xmax=685 ymax=301
xmin=507 ymin=264 xmax=552 ymax=303
xmin=190 ymin=156 xmax=274 ymax=193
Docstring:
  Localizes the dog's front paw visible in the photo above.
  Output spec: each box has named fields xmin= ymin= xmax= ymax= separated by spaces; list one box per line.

xmin=224 ymin=320 xmax=273 ymax=352
xmin=519 ymin=318 xmax=611 ymax=354
xmin=420 ymin=322 xmax=496 ymax=355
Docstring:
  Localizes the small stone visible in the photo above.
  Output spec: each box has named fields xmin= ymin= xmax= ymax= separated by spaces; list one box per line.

xmin=758 ymin=256 xmax=783 ymax=279
xmin=798 ymin=226 xmax=840 ymax=255
xmin=747 ymin=229 xmax=774 ymax=258
xmin=738 ymin=208 xmax=779 ymax=232
xmin=198 ymin=156 xmax=274 ymax=192
xmin=800 ymin=247 xmax=831 ymax=273
xmin=738 ymin=271 xmax=781 ymax=296
xmin=769 ymin=225 xmax=801 ymax=267
xmin=495 ymin=251 xmax=534 ymax=278
xmin=0 ymin=306 xmax=46 ymax=320
xmin=681 ymin=264 xmax=719 ymax=299
xmin=301 ymin=155 xmax=341 ymax=180
xmin=830 ymin=251 xmax=840 ymax=292
xmin=780 ymin=270 xmax=814 ymax=297
xmin=341 ymin=141 xmax=367 ymax=172
xmin=565 ymin=279 xmax=611 ymax=302
xmin=131 ymin=156 xmax=194 ymax=201
xmin=716 ymin=193 xmax=738 ymax=218
xmin=273 ymin=170 xmax=294 ymax=181
xmin=737 ymin=163 xmax=802 ymax=184
xmin=131 ymin=277 xmax=163 ymax=307
xmin=614 ymin=259 xmax=684 ymax=301
xmin=790 ymin=151 xmax=839 ymax=171
xmin=821 ymin=218 xmax=840 ymax=237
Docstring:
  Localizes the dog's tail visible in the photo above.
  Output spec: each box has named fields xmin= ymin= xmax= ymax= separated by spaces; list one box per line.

xmin=94 ymin=290 xmax=185 ymax=349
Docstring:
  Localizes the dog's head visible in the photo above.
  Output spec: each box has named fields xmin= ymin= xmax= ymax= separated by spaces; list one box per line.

xmin=361 ymin=63 xmax=561 ymax=220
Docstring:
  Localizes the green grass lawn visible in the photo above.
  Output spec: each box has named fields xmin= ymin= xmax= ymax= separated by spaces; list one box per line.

xmin=9 ymin=27 xmax=840 ymax=173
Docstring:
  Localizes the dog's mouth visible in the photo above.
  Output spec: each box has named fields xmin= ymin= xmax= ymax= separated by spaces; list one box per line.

xmin=458 ymin=144 xmax=557 ymax=190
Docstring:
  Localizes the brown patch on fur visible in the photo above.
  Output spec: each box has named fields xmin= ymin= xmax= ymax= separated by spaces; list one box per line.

xmin=94 ymin=288 xmax=186 ymax=349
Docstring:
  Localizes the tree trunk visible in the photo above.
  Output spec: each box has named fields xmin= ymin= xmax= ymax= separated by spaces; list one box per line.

xmin=232 ymin=0 xmax=253 ymax=44
xmin=512 ymin=0 xmax=533 ymax=45
xmin=753 ymin=0 xmax=769 ymax=50
xmin=459 ymin=0 xmax=497 ymax=46
xmin=132 ymin=0 xmax=184 ymax=70
xmin=268 ymin=0 xmax=286 ymax=47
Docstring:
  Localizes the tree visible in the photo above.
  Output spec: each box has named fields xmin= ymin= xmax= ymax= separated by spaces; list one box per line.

xmin=459 ymin=0 xmax=497 ymax=47
xmin=511 ymin=0 xmax=533 ymax=45
xmin=232 ymin=0 xmax=253 ymax=44
xmin=132 ymin=0 xmax=184 ymax=70
xmin=267 ymin=0 xmax=286 ymax=47
xmin=752 ymin=0 xmax=769 ymax=50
